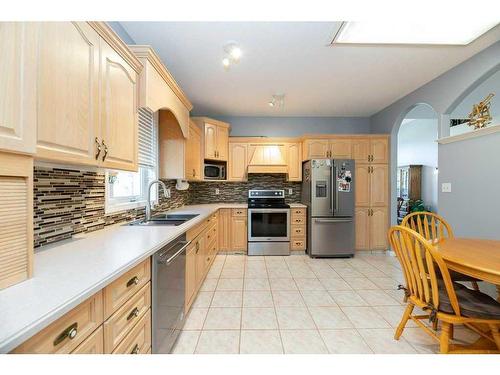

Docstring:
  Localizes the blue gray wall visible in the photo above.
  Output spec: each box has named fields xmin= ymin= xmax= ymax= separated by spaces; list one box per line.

xmin=370 ymin=41 xmax=500 ymax=232
xmin=216 ymin=116 xmax=371 ymax=137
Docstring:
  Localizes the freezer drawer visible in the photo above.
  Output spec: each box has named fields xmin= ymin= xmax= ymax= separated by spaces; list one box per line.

xmin=309 ymin=217 xmax=354 ymax=257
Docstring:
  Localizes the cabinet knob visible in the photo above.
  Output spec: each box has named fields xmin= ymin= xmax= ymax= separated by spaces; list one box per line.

xmin=131 ymin=344 xmax=140 ymax=354
xmin=127 ymin=307 xmax=140 ymax=321
xmin=126 ymin=276 xmax=139 ymax=288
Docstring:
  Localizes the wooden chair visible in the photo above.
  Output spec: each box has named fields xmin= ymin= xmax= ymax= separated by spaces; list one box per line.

xmin=401 ymin=211 xmax=480 ymax=291
xmin=388 ymin=225 xmax=500 ymax=354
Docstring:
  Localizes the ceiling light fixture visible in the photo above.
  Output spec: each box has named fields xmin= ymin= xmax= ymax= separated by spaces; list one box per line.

xmin=331 ymin=21 xmax=498 ymax=45
xmin=222 ymin=42 xmax=242 ymax=70
xmin=268 ymin=94 xmax=285 ymax=109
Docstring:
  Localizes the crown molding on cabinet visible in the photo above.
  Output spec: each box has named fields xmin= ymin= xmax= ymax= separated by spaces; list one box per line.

xmin=128 ymin=45 xmax=193 ymax=111
xmin=87 ymin=22 xmax=143 ymax=74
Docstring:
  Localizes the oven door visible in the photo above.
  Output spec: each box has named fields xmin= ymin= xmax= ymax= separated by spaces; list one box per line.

xmin=248 ymin=209 xmax=290 ymax=242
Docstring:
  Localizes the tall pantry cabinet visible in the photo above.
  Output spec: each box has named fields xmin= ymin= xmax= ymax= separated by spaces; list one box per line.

xmin=353 ymin=137 xmax=390 ymax=251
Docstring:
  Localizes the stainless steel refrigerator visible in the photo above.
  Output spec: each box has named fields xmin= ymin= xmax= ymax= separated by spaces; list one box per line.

xmin=302 ymin=159 xmax=355 ymax=257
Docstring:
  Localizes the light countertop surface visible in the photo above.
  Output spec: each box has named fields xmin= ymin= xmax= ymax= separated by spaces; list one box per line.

xmin=0 ymin=203 xmax=251 ymax=353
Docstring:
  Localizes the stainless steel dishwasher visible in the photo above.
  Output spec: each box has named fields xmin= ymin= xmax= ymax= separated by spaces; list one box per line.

xmin=152 ymin=234 xmax=190 ymax=353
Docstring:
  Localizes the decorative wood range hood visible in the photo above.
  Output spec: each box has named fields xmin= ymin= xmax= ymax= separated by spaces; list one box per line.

xmin=247 ymin=144 xmax=288 ymax=174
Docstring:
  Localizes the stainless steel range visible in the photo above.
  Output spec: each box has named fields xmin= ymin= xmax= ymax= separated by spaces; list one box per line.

xmin=247 ymin=189 xmax=290 ymax=256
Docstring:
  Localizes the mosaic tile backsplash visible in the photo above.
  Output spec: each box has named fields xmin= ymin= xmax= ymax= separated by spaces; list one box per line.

xmin=33 ymin=168 xmax=302 ymax=248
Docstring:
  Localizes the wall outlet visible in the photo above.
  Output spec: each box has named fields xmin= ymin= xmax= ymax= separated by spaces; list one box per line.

xmin=215 ymin=188 xmax=220 ymax=195
xmin=288 ymin=188 xmax=293 ymax=195
xmin=441 ymin=183 xmax=452 ymax=193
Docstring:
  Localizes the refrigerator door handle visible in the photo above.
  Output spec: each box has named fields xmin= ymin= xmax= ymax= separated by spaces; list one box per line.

xmin=334 ymin=164 xmax=339 ymax=214
xmin=330 ymin=163 xmax=335 ymax=214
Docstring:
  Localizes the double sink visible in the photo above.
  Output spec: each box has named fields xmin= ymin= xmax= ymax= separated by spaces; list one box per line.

xmin=127 ymin=213 xmax=199 ymax=227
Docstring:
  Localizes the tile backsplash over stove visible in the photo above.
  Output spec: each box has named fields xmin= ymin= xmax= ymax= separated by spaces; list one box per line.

xmin=33 ymin=167 xmax=301 ymax=248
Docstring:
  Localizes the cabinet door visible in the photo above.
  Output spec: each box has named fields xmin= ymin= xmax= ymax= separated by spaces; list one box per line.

xmin=218 ymin=209 xmax=231 ymax=252
xmin=329 ymin=139 xmax=352 ymax=159
xmin=36 ymin=22 xmax=100 ymax=164
xmin=287 ymin=143 xmax=302 ymax=181
xmin=185 ymin=245 xmax=197 ymax=311
xmin=0 ymin=23 xmax=37 ymax=154
xmin=352 ymin=139 xmax=370 ymax=163
xmin=370 ymin=138 xmax=389 ymax=164
xmin=216 ymin=125 xmax=229 ymax=161
xmin=355 ymin=164 xmax=370 ymax=207
xmin=100 ymin=40 xmax=138 ymax=171
xmin=185 ymin=123 xmax=202 ymax=181
xmin=194 ymin=236 xmax=206 ymax=287
xmin=204 ymin=123 xmax=217 ymax=159
xmin=304 ymin=139 xmax=329 ymax=159
xmin=228 ymin=143 xmax=248 ymax=181
xmin=370 ymin=207 xmax=389 ymax=250
xmin=231 ymin=216 xmax=247 ymax=252
xmin=370 ymin=165 xmax=388 ymax=207
xmin=355 ymin=207 xmax=370 ymax=250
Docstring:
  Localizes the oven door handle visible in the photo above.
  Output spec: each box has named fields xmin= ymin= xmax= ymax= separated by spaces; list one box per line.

xmin=158 ymin=241 xmax=191 ymax=265
xmin=248 ymin=209 xmax=290 ymax=213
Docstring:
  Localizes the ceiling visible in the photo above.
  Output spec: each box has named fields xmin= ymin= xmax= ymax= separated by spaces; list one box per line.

xmin=118 ymin=22 xmax=500 ymax=118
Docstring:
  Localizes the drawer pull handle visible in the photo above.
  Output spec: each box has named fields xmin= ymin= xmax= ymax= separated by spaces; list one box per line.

xmin=127 ymin=276 xmax=140 ymax=288
xmin=131 ymin=344 xmax=140 ymax=354
xmin=94 ymin=137 xmax=101 ymax=160
xmin=53 ymin=322 xmax=78 ymax=346
xmin=127 ymin=307 xmax=140 ymax=321
xmin=102 ymin=139 xmax=108 ymax=161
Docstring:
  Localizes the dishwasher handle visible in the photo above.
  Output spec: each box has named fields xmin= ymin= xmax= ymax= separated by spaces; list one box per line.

xmin=157 ymin=240 xmax=191 ymax=265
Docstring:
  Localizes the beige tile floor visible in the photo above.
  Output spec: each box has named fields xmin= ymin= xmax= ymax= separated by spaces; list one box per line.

xmin=172 ymin=253 xmax=480 ymax=354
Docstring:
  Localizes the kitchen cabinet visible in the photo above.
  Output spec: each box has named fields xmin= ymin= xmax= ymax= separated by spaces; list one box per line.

xmin=218 ymin=209 xmax=232 ymax=252
xmin=290 ymin=207 xmax=306 ymax=251
xmin=355 ymin=208 xmax=370 ymax=250
xmin=0 ymin=152 xmax=33 ymax=290
xmin=286 ymin=143 xmax=302 ymax=181
xmin=0 ymin=22 xmax=37 ymax=154
xmin=355 ymin=207 xmax=388 ymax=251
xmin=356 ymin=164 xmax=388 ymax=208
xmin=228 ymin=142 xmax=248 ymax=181
xmin=231 ymin=209 xmax=248 ymax=252
xmin=192 ymin=117 xmax=230 ymax=161
xmin=72 ymin=326 xmax=104 ymax=354
xmin=34 ymin=22 xmax=141 ymax=171
xmin=355 ymin=164 xmax=370 ymax=207
xmin=99 ymin=40 xmax=138 ymax=171
xmin=352 ymin=138 xmax=370 ymax=162
xmin=329 ymin=139 xmax=352 ymax=159
xmin=352 ymin=137 xmax=388 ymax=164
xmin=185 ymin=120 xmax=202 ymax=181
xmin=303 ymin=139 xmax=329 ymax=159
xmin=159 ymin=110 xmax=186 ymax=180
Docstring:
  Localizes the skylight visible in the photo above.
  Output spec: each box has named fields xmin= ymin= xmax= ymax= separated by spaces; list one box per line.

xmin=331 ymin=21 xmax=498 ymax=45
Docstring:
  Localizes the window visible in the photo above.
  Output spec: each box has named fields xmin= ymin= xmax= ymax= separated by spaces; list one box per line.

xmin=105 ymin=109 xmax=158 ymax=214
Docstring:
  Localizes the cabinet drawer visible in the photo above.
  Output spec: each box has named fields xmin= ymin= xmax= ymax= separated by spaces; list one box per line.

xmin=291 ymin=225 xmax=306 ymax=238
xmin=112 ymin=310 xmax=151 ymax=354
xmin=291 ymin=208 xmax=306 ymax=217
xmin=232 ymin=208 xmax=247 ymax=217
xmin=103 ymin=258 xmax=150 ymax=319
xmin=291 ymin=216 xmax=306 ymax=225
xmin=291 ymin=240 xmax=306 ymax=250
xmin=104 ymin=282 xmax=151 ymax=353
xmin=205 ymin=239 xmax=217 ymax=269
xmin=71 ymin=326 xmax=104 ymax=354
xmin=205 ymin=223 xmax=217 ymax=245
xmin=13 ymin=291 xmax=103 ymax=354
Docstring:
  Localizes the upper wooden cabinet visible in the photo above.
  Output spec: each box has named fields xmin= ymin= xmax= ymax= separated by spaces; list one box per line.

xmin=159 ymin=110 xmax=185 ymax=180
xmin=286 ymin=143 xmax=302 ymax=181
xmin=228 ymin=142 xmax=248 ymax=181
xmin=128 ymin=45 xmax=192 ymax=138
xmin=0 ymin=23 xmax=38 ymax=154
xmin=33 ymin=22 xmax=142 ymax=171
xmin=185 ymin=120 xmax=202 ymax=181
xmin=99 ymin=40 xmax=138 ymax=171
xmin=192 ymin=117 xmax=230 ymax=161
xmin=352 ymin=137 xmax=389 ymax=164
xmin=303 ymin=138 xmax=353 ymax=160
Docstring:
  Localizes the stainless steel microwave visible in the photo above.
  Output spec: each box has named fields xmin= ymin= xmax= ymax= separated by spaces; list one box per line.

xmin=204 ymin=163 xmax=226 ymax=180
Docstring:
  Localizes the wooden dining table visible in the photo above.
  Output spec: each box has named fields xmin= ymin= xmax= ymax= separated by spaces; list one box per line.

xmin=435 ymin=238 xmax=500 ymax=300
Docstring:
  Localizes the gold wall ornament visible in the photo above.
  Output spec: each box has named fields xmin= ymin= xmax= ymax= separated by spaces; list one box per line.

xmin=468 ymin=93 xmax=495 ymax=130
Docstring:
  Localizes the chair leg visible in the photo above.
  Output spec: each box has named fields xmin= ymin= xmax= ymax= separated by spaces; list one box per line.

xmin=432 ymin=318 xmax=439 ymax=331
xmin=471 ymin=281 xmax=480 ymax=291
xmin=490 ymin=324 xmax=500 ymax=351
xmin=395 ymin=303 xmax=413 ymax=340
xmin=440 ymin=322 xmax=452 ymax=354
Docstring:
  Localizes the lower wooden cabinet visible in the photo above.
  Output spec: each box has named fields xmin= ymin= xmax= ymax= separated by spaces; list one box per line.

xmin=231 ymin=209 xmax=247 ymax=252
xmin=355 ymin=207 xmax=389 ymax=251
xmin=112 ymin=310 xmax=151 ymax=354
xmin=72 ymin=326 xmax=104 ymax=354
xmin=290 ymin=207 xmax=306 ymax=251
xmin=218 ymin=209 xmax=232 ymax=251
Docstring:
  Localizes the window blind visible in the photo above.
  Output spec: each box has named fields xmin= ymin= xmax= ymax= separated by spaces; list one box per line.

xmin=138 ymin=108 xmax=157 ymax=168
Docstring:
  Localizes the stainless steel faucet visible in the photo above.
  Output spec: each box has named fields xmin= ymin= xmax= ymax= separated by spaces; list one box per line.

xmin=145 ymin=179 xmax=170 ymax=221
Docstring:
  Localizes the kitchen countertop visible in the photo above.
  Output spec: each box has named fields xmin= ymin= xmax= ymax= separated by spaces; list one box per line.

xmin=0 ymin=203 xmax=248 ymax=353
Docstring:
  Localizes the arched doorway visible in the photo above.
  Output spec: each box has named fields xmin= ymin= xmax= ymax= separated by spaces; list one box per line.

xmin=395 ymin=104 xmax=438 ymax=223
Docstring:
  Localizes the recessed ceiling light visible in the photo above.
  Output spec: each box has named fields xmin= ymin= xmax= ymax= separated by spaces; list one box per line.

xmin=229 ymin=46 xmax=242 ymax=62
xmin=268 ymin=94 xmax=285 ymax=109
xmin=331 ymin=21 xmax=498 ymax=45
xmin=222 ymin=57 xmax=230 ymax=69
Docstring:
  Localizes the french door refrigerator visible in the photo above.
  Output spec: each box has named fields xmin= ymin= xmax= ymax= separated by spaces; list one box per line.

xmin=302 ymin=159 xmax=355 ymax=257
